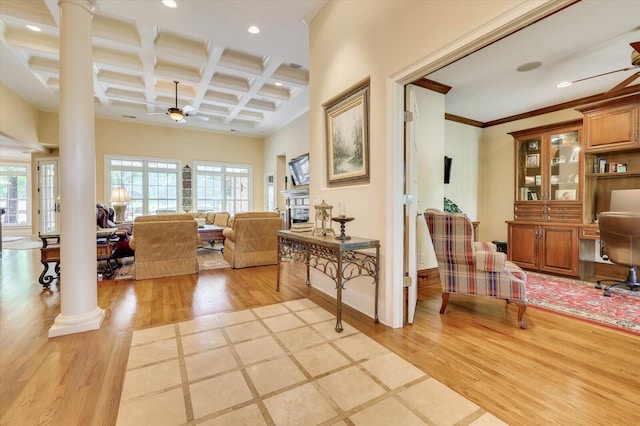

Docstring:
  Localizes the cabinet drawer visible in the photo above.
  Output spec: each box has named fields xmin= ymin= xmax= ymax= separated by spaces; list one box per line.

xmin=514 ymin=203 xmax=545 ymax=221
xmin=546 ymin=205 xmax=582 ymax=222
xmin=580 ymin=225 xmax=600 ymax=239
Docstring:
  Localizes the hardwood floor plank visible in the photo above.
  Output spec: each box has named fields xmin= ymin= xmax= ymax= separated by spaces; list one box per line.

xmin=1 ymin=249 xmax=639 ymax=425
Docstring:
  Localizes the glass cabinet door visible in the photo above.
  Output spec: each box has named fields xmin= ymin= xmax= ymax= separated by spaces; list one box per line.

xmin=548 ymin=130 xmax=580 ymax=201
xmin=517 ymin=136 xmax=542 ymax=201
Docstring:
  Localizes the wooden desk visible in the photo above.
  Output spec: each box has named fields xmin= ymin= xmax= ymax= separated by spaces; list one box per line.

xmin=276 ymin=230 xmax=380 ymax=332
xmin=38 ymin=229 xmax=117 ymax=289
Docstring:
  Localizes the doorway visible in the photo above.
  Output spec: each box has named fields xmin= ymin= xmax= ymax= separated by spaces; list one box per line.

xmin=37 ymin=158 xmax=59 ymax=235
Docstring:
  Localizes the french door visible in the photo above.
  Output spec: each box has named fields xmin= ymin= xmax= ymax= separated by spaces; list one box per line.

xmin=38 ymin=159 xmax=59 ymax=234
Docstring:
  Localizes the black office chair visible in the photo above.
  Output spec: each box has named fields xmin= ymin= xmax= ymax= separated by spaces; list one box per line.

xmin=595 ymin=212 xmax=640 ymax=296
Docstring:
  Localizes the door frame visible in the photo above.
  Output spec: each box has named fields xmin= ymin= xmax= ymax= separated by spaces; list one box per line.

xmin=385 ymin=0 xmax=572 ymax=328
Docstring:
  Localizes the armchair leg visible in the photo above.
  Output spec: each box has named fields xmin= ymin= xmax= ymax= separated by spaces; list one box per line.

xmin=512 ymin=300 xmax=527 ymax=329
xmin=439 ymin=292 xmax=450 ymax=314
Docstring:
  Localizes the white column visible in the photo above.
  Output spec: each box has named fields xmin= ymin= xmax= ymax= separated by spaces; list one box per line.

xmin=49 ymin=0 xmax=104 ymax=337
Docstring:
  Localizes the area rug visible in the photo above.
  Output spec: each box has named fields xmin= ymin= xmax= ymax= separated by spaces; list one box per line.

xmin=526 ymin=272 xmax=640 ymax=335
xmin=2 ymin=238 xmax=42 ymax=250
xmin=114 ymin=250 xmax=230 ymax=280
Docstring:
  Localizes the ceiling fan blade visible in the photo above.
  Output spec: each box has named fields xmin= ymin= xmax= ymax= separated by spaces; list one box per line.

xmin=186 ymin=114 xmax=209 ymax=121
xmin=571 ymin=66 xmax=637 ymax=84
xmin=182 ymin=105 xmax=195 ymax=114
xmin=607 ymin=70 xmax=640 ymax=94
xmin=178 ymin=118 xmax=187 ymax=124
xmin=631 ymin=42 xmax=640 ymax=54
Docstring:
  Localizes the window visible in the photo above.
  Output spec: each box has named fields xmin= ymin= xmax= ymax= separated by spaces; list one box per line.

xmin=0 ymin=163 xmax=30 ymax=226
xmin=107 ymin=157 xmax=179 ymax=220
xmin=194 ymin=162 xmax=252 ymax=215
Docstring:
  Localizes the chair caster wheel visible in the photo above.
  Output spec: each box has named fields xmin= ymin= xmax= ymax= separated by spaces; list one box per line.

xmin=595 ymin=283 xmax=602 ymax=289
xmin=603 ymin=290 xmax=611 ymax=297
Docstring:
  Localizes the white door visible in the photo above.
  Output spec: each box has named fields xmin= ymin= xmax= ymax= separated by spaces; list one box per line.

xmin=405 ymin=86 xmax=419 ymax=324
xmin=38 ymin=159 xmax=59 ymax=234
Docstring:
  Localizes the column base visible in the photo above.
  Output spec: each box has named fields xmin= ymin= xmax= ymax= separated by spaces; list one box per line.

xmin=48 ymin=307 xmax=105 ymax=338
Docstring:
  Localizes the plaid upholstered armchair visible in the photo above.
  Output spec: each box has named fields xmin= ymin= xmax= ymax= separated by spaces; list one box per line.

xmin=424 ymin=209 xmax=528 ymax=329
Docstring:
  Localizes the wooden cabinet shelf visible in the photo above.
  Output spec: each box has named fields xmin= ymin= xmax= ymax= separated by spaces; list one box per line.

xmin=584 ymin=170 xmax=640 ymax=179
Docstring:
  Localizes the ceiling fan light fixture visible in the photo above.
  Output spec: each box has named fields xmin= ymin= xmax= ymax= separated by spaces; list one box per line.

xmin=168 ymin=108 xmax=183 ymax=121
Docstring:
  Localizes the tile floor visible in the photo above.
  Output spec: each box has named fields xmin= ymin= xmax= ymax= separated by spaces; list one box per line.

xmin=116 ymin=299 xmax=507 ymax=426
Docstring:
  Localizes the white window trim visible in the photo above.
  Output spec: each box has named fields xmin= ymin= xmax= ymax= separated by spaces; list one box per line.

xmin=193 ymin=160 xmax=253 ymax=213
xmin=0 ymin=161 xmax=31 ymax=227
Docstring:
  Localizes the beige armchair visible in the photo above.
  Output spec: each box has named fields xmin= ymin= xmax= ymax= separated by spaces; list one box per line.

xmin=129 ymin=214 xmax=199 ymax=280
xmin=222 ymin=212 xmax=282 ymax=268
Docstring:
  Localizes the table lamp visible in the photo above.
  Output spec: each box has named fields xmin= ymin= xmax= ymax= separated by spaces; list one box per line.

xmin=109 ymin=187 xmax=130 ymax=223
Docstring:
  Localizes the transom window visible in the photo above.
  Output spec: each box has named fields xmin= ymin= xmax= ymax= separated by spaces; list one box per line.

xmin=0 ymin=163 xmax=30 ymax=226
xmin=194 ymin=162 xmax=252 ymax=215
xmin=107 ymin=157 xmax=179 ymax=220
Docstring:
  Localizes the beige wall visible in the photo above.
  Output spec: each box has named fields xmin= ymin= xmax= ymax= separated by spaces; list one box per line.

xmin=310 ymin=0 xmax=517 ymax=322
xmin=264 ymin=112 xmax=310 ymax=210
xmin=0 ymin=82 xmax=41 ymax=152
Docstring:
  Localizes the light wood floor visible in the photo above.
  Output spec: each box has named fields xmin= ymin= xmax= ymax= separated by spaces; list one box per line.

xmin=1 ymin=248 xmax=638 ymax=425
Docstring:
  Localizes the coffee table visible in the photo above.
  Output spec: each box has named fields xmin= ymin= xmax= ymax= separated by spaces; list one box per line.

xmin=198 ymin=224 xmax=225 ymax=252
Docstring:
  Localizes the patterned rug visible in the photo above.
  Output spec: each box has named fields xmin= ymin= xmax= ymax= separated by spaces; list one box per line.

xmin=526 ymin=272 xmax=640 ymax=335
xmin=115 ymin=249 xmax=230 ymax=280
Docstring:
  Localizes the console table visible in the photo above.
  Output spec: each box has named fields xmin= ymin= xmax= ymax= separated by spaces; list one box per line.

xmin=276 ymin=230 xmax=380 ymax=332
xmin=38 ymin=229 xmax=118 ymax=289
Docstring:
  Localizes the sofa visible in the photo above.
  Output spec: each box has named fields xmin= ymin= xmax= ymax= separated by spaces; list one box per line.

xmin=189 ymin=211 xmax=230 ymax=227
xmin=129 ymin=214 xmax=199 ymax=280
xmin=222 ymin=212 xmax=283 ymax=268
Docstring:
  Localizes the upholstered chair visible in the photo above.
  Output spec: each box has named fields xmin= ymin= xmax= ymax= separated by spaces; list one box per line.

xmin=222 ymin=212 xmax=282 ymax=268
xmin=424 ymin=209 xmax=528 ymax=328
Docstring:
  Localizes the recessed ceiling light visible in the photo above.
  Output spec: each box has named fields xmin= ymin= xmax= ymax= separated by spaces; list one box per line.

xmin=274 ymin=82 xmax=283 ymax=86
xmin=516 ymin=61 xmax=543 ymax=72
xmin=247 ymin=26 xmax=260 ymax=34
xmin=162 ymin=0 xmax=177 ymax=8
xmin=26 ymin=24 xmax=41 ymax=32
xmin=556 ymin=81 xmax=572 ymax=88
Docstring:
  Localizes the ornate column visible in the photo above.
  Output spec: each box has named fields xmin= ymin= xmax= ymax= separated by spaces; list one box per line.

xmin=49 ymin=0 xmax=104 ymax=337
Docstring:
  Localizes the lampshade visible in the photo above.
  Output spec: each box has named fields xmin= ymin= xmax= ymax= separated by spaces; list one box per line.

xmin=168 ymin=108 xmax=184 ymax=121
xmin=109 ymin=187 xmax=130 ymax=204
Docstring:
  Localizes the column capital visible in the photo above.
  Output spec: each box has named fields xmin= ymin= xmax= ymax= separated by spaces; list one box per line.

xmin=58 ymin=0 xmax=96 ymax=14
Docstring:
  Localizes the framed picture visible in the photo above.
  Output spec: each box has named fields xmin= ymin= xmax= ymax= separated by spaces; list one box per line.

xmin=526 ymin=154 xmax=539 ymax=168
xmin=325 ymin=82 xmax=369 ymax=186
xmin=524 ymin=176 xmax=535 ymax=185
xmin=527 ymin=141 xmax=539 ymax=151
xmin=555 ymin=189 xmax=576 ymax=201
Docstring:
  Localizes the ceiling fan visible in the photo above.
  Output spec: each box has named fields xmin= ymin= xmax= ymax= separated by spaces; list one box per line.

xmin=148 ymin=81 xmax=209 ymax=123
xmin=559 ymin=42 xmax=640 ymax=93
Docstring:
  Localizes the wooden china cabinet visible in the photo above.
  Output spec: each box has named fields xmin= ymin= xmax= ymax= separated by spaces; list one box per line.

xmin=507 ymin=119 xmax=583 ymax=277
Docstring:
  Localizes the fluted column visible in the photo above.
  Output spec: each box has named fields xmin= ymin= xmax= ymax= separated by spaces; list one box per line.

xmin=49 ymin=0 xmax=103 ymax=337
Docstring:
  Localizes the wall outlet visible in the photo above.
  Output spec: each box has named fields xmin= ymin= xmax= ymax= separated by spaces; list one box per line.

xmin=419 ymin=253 xmax=425 ymax=263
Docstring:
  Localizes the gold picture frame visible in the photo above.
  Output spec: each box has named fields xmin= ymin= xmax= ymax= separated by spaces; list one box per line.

xmin=324 ymin=82 xmax=370 ymax=186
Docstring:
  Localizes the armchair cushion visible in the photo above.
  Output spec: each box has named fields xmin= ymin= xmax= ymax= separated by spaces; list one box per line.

xmin=475 ymin=250 xmax=507 ymax=272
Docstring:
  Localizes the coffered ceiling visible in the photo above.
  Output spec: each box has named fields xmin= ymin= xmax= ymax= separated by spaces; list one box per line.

xmin=0 ymin=0 xmax=325 ymax=140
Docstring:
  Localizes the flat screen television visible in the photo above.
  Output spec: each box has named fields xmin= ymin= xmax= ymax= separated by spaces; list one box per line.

xmin=289 ymin=154 xmax=310 ymax=187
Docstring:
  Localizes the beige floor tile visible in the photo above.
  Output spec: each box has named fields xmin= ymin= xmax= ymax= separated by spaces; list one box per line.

xmin=225 ymin=320 xmax=270 ymax=343
xmin=252 ymin=303 xmax=291 ymax=318
xmin=317 ymin=366 xmax=386 ymax=411
xmin=234 ymin=335 xmax=286 ymax=365
xmin=312 ymin=319 xmax=359 ymax=340
xmin=398 ymin=378 xmax=480 ymax=426
xmin=348 ymin=396 xmax=426 ymax=426
xmin=121 ymin=359 xmax=182 ymax=400
xmin=197 ymin=403 xmax=267 ymax=425
xmin=217 ymin=309 xmax=257 ymax=326
xmin=131 ymin=324 xmax=175 ymax=346
xmin=283 ymin=298 xmax=319 ymax=311
xmin=190 ymin=370 xmax=253 ymax=419
xmin=263 ymin=382 xmax=337 ymax=426
xmin=262 ymin=313 xmax=305 ymax=333
xmin=179 ymin=314 xmax=221 ymax=335
xmin=116 ymin=388 xmax=186 ymax=426
xmin=127 ymin=338 xmax=178 ymax=370
xmin=293 ymin=343 xmax=350 ymax=377
xmin=333 ymin=333 xmax=389 ymax=361
xmin=361 ymin=352 xmax=426 ymax=389
xmin=275 ymin=325 xmax=325 ymax=352
xmin=185 ymin=346 xmax=238 ymax=381
xmin=245 ymin=356 xmax=307 ymax=395
xmin=470 ymin=412 xmax=509 ymax=425
xmin=181 ymin=329 xmax=227 ymax=355
xmin=295 ymin=307 xmax=335 ymax=324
